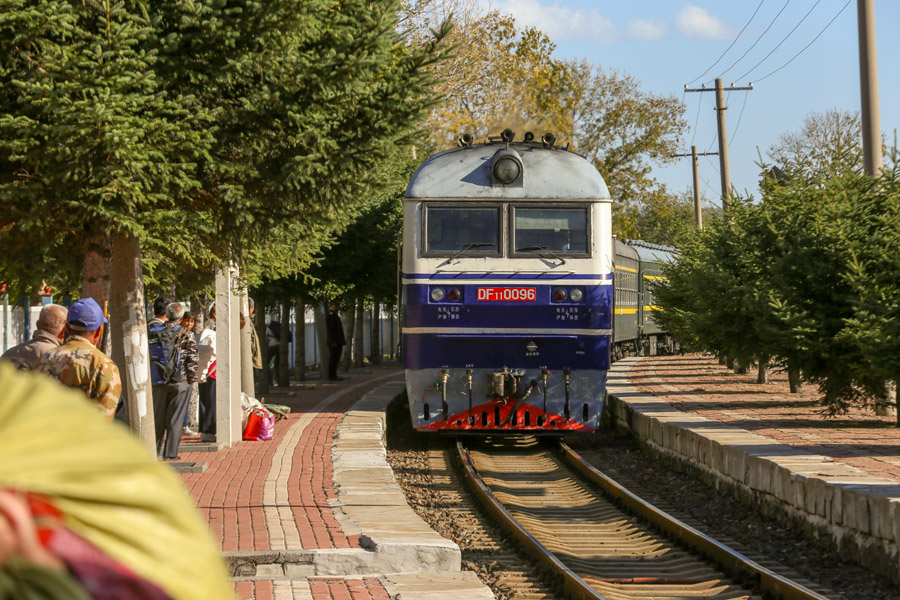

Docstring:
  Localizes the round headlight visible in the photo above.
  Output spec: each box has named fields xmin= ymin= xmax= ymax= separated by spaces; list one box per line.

xmin=570 ymin=288 xmax=583 ymax=302
xmin=552 ymin=288 xmax=567 ymax=302
xmin=431 ymin=288 xmax=445 ymax=301
xmin=492 ymin=157 xmax=520 ymax=184
xmin=448 ymin=288 xmax=461 ymax=301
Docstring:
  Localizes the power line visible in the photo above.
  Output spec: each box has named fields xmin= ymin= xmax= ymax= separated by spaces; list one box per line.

xmin=729 ymin=92 xmax=750 ymax=147
xmin=700 ymin=173 xmax=723 ymax=205
xmin=687 ymin=0 xmax=767 ymax=85
xmin=704 ymin=130 xmax=718 ymax=154
xmin=689 ymin=94 xmax=704 ymax=146
xmin=715 ymin=0 xmax=791 ymax=83
xmin=735 ymin=0 xmax=823 ymax=82
xmin=753 ymin=0 xmax=852 ymax=83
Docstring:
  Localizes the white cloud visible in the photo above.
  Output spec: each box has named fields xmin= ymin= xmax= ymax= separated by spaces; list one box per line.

xmin=626 ymin=19 xmax=669 ymax=41
xmin=676 ymin=5 xmax=735 ymax=39
xmin=487 ymin=0 xmax=619 ymax=43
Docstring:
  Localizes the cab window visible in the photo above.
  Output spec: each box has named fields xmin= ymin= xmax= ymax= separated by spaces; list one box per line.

xmin=424 ymin=206 xmax=501 ymax=255
xmin=512 ymin=207 xmax=589 ymax=255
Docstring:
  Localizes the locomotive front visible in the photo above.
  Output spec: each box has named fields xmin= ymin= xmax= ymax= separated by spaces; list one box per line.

xmin=402 ymin=131 xmax=613 ymax=433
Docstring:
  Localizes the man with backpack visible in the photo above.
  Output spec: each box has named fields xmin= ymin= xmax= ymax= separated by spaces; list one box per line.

xmin=149 ymin=302 xmax=198 ymax=460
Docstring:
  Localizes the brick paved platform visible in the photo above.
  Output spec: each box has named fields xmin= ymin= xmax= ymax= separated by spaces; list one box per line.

xmin=175 ymin=365 xmax=493 ymax=599
xmin=179 ymin=370 xmax=402 ymax=552
xmin=235 ymin=572 xmax=493 ymax=600
xmin=235 ymin=576 xmax=388 ymax=600
xmin=606 ymin=355 xmax=900 ymax=585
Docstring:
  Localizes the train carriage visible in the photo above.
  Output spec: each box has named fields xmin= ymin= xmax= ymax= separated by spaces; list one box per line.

xmin=628 ymin=240 xmax=677 ymax=355
xmin=402 ymin=131 xmax=612 ymax=433
xmin=612 ymin=240 xmax=640 ymax=357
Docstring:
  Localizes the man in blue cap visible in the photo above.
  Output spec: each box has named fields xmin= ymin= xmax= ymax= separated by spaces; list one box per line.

xmin=36 ymin=297 xmax=122 ymax=419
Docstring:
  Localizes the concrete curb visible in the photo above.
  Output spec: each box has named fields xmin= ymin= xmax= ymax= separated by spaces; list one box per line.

xmin=331 ymin=381 xmax=463 ymax=574
xmin=605 ymin=357 xmax=900 ymax=584
xmin=379 ymin=571 xmax=494 ymax=599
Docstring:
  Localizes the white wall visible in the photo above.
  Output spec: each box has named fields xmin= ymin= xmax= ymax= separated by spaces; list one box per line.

xmin=1 ymin=306 xmax=42 ymax=352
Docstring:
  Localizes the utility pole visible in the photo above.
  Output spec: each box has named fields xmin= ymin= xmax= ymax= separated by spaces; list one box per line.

xmin=684 ymin=78 xmax=752 ymax=210
xmin=857 ymin=0 xmax=882 ymax=176
xmin=857 ymin=1 xmax=892 ymax=419
xmin=671 ymin=146 xmax=718 ymax=229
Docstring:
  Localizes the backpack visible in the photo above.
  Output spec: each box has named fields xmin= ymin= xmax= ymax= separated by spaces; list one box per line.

xmin=148 ymin=321 xmax=182 ymax=385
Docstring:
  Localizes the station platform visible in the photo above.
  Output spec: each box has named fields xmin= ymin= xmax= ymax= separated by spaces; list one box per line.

xmin=607 ymin=355 xmax=900 ymax=584
xmin=175 ymin=365 xmax=493 ymax=600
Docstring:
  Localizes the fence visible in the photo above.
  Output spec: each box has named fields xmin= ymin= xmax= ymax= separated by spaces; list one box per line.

xmin=272 ymin=305 xmax=400 ymax=371
xmin=1 ymin=301 xmax=401 ymax=372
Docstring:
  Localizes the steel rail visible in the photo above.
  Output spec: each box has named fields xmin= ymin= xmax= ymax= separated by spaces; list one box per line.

xmin=559 ymin=441 xmax=831 ymax=600
xmin=454 ymin=440 xmax=608 ymax=600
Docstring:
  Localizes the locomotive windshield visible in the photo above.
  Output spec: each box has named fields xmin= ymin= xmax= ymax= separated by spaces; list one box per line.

xmin=513 ymin=207 xmax=588 ymax=255
xmin=425 ymin=206 xmax=500 ymax=254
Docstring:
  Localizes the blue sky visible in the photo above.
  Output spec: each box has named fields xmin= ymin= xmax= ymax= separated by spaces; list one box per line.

xmin=482 ymin=0 xmax=899 ymax=205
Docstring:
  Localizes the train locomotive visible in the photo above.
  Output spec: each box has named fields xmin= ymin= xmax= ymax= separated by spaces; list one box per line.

xmin=402 ymin=129 xmax=675 ymax=434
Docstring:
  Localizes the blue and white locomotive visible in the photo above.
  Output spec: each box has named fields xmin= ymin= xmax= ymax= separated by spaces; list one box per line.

xmin=402 ymin=130 xmax=613 ymax=433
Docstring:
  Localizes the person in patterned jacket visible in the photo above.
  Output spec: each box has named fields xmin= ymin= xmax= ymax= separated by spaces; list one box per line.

xmin=176 ymin=311 xmax=200 ymax=387
xmin=36 ymin=298 xmax=121 ymax=419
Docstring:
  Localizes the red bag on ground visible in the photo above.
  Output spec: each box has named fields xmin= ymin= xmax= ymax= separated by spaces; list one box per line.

xmin=243 ymin=412 xmax=262 ymax=441
xmin=258 ymin=412 xmax=275 ymax=441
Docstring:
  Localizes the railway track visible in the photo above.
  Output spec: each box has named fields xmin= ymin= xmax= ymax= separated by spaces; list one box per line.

xmin=456 ymin=437 xmax=833 ymax=600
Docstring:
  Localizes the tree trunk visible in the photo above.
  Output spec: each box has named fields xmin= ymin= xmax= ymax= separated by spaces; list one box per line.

xmin=756 ymin=358 xmax=769 ymax=384
xmin=726 ymin=357 xmax=734 ymax=370
xmin=278 ymin=303 xmax=290 ymax=386
xmin=83 ymin=222 xmax=112 ymax=355
xmin=314 ymin=303 xmax=328 ymax=379
xmin=892 ymin=381 xmax=900 ymax=428
xmin=788 ymin=367 xmax=802 ymax=393
xmin=353 ymin=299 xmax=364 ymax=368
xmin=107 ymin=232 xmax=155 ymax=453
xmin=734 ymin=361 xmax=747 ymax=375
xmin=875 ymin=379 xmax=897 ymax=418
xmin=190 ymin=295 xmax=205 ymax=333
xmin=341 ymin=303 xmax=355 ymax=372
xmin=82 ymin=222 xmax=112 ymax=305
xmin=294 ymin=298 xmax=305 ymax=381
xmin=255 ymin=295 xmax=269 ymax=396
xmin=372 ymin=301 xmax=381 ymax=365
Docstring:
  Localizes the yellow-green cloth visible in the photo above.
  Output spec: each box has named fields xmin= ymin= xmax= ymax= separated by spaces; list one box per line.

xmin=0 ymin=364 xmax=234 ymax=600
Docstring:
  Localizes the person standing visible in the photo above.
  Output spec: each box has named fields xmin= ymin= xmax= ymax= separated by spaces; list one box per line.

xmin=325 ymin=302 xmax=345 ymax=382
xmin=149 ymin=302 xmax=198 ymax=461
xmin=266 ymin=319 xmax=280 ymax=384
xmin=36 ymin=298 xmax=121 ymax=419
xmin=148 ymin=298 xmax=168 ymax=328
xmin=196 ymin=303 xmax=217 ymax=442
xmin=180 ymin=311 xmax=200 ymax=436
xmin=248 ymin=299 xmax=264 ymax=394
xmin=0 ymin=304 xmax=67 ymax=370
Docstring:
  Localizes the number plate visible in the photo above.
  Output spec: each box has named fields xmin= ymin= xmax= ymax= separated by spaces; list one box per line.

xmin=476 ymin=287 xmax=536 ymax=302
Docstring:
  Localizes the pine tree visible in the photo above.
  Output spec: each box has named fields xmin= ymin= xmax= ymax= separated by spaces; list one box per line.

xmin=1 ymin=0 xmax=448 ymax=442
